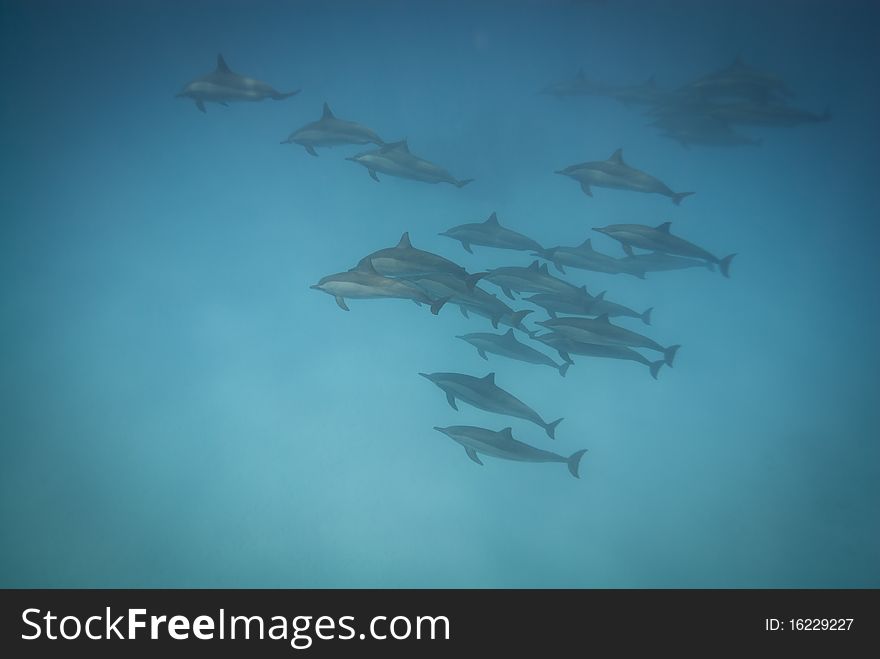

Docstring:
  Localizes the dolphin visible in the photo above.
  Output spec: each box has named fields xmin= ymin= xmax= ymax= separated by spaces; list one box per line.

xmin=359 ymin=232 xmax=484 ymax=290
xmin=708 ymin=102 xmax=831 ymax=127
xmin=439 ymin=212 xmax=544 ymax=255
xmin=556 ymin=148 xmax=694 ymax=205
xmin=346 ymin=139 xmax=474 ymax=187
xmin=434 ymin=426 xmax=587 ymax=478
xmin=533 ymin=332 xmax=665 ymax=379
xmin=410 ymin=274 xmax=533 ymax=333
xmin=618 ymin=252 xmax=715 ymax=276
xmin=680 ymin=57 xmax=795 ymax=103
xmin=526 ymin=290 xmax=653 ymax=325
xmin=534 ymin=238 xmax=641 ymax=277
xmin=281 ymin=102 xmax=384 ymax=156
xmin=457 ymin=329 xmax=570 ymax=376
xmin=311 ymin=260 xmax=448 ymax=313
xmin=593 ymin=221 xmax=736 ymax=277
xmin=419 ymin=372 xmax=563 ymax=439
xmin=539 ymin=67 xmax=613 ymax=97
xmin=536 ymin=315 xmax=679 ymax=366
xmin=176 ymin=54 xmax=299 ymax=113
xmin=483 ymin=260 xmax=582 ymax=300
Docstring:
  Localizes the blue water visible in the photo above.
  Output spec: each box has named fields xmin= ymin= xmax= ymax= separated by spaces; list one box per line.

xmin=1 ymin=0 xmax=878 ymax=588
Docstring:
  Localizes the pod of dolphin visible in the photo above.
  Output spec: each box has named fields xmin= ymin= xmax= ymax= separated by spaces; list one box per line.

xmin=177 ymin=53 xmax=828 ymax=479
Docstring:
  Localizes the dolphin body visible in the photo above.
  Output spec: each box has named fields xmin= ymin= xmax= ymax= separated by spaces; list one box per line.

xmin=536 ymin=315 xmax=679 ymax=366
xmin=556 ymin=148 xmax=694 ymax=205
xmin=526 ymin=291 xmax=653 ymax=326
xmin=419 ymin=372 xmax=563 ymax=439
xmin=483 ymin=260 xmax=582 ymax=300
xmin=680 ymin=57 xmax=794 ymax=103
xmin=177 ymin=54 xmax=299 ymax=113
xmin=618 ymin=252 xmax=715 ymax=276
xmin=359 ymin=232 xmax=484 ymax=291
xmin=457 ymin=329 xmax=570 ymax=377
xmin=347 ymin=140 xmax=474 ymax=187
xmin=535 ymin=238 xmax=641 ymax=277
xmin=708 ymin=102 xmax=830 ymax=127
xmin=411 ymin=274 xmax=533 ymax=333
xmin=434 ymin=426 xmax=587 ymax=478
xmin=311 ymin=260 xmax=448 ymax=313
xmin=281 ymin=103 xmax=384 ymax=156
xmin=439 ymin=212 xmax=544 ymax=255
xmin=533 ymin=332 xmax=665 ymax=379
xmin=593 ymin=222 xmax=736 ymax=278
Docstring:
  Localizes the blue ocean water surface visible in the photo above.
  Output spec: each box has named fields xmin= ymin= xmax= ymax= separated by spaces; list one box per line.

xmin=1 ymin=0 xmax=877 ymax=587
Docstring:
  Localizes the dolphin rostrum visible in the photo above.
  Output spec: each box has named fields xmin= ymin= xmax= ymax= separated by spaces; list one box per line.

xmin=457 ymin=329 xmax=570 ymax=376
xmin=439 ymin=212 xmax=544 ymax=255
xmin=536 ymin=315 xmax=679 ymax=366
xmin=593 ymin=221 xmax=736 ymax=277
xmin=419 ymin=372 xmax=563 ymax=439
xmin=534 ymin=332 xmax=665 ymax=379
xmin=434 ymin=426 xmax=587 ymax=478
xmin=177 ymin=54 xmax=299 ymax=113
xmin=311 ymin=260 xmax=448 ymax=313
xmin=281 ymin=102 xmax=384 ymax=156
xmin=346 ymin=139 xmax=474 ymax=187
xmin=359 ymin=232 xmax=484 ymax=291
xmin=556 ymin=148 xmax=694 ymax=205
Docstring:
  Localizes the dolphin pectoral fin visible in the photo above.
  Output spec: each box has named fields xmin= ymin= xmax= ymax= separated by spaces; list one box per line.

xmin=459 ymin=306 xmax=469 ymax=319
xmin=429 ymin=296 xmax=450 ymax=315
xmin=477 ymin=348 xmax=488 ymax=361
xmin=305 ymin=145 xmax=318 ymax=157
xmin=446 ymin=393 xmax=459 ymax=411
xmin=559 ymin=351 xmax=573 ymax=364
xmin=218 ymin=101 xmax=229 ymax=107
xmin=368 ymin=169 xmax=380 ymax=182
xmin=490 ymin=315 xmax=500 ymax=329
xmin=462 ymin=242 xmax=473 ymax=254
xmin=455 ymin=178 xmax=475 ymax=188
xmin=334 ymin=296 xmax=350 ymax=311
xmin=580 ymin=181 xmax=593 ymax=197
xmin=464 ymin=447 xmax=484 ymax=466
xmin=622 ymin=243 xmax=634 ymax=257
xmin=195 ymin=99 xmax=206 ymax=113
xmin=555 ymin=262 xmax=566 ymax=275
xmin=501 ymin=286 xmax=514 ymax=300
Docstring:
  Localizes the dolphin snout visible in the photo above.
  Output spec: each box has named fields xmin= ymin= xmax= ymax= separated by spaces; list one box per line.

xmin=554 ymin=170 xmax=567 ymax=175
xmin=309 ymin=284 xmax=322 ymax=290
xmin=418 ymin=372 xmax=433 ymax=380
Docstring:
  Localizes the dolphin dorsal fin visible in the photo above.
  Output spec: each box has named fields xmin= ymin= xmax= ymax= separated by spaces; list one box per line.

xmin=397 ymin=232 xmax=413 ymax=249
xmin=528 ymin=260 xmax=540 ymax=271
xmin=539 ymin=263 xmax=549 ymax=274
xmin=580 ymin=284 xmax=589 ymax=295
xmin=322 ymin=102 xmax=335 ymax=119
xmin=597 ymin=313 xmax=610 ymax=323
xmin=216 ymin=54 xmax=232 ymax=74
xmin=608 ymin=148 xmax=625 ymax=165
xmin=656 ymin=221 xmax=672 ymax=233
xmin=579 ymin=238 xmax=592 ymax=249
xmin=355 ymin=257 xmax=380 ymax=275
xmin=501 ymin=427 xmax=514 ymax=439
xmin=485 ymin=212 xmax=500 ymax=226
xmin=381 ymin=139 xmax=409 ymax=153
xmin=596 ymin=291 xmax=606 ymax=300
xmin=504 ymin=328 xmax=515 ymax=338
xmin=483 ymin=372 xmax=496 ymax=385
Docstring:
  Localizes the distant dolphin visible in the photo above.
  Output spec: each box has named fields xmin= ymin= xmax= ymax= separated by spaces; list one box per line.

xmin=534 ymin=332 xmax=665 ymax=379
xmin=346 ymin=139 xmax=474 ymax=187
xmin=593 ymin=221 xmax=736 ymax=277
xmin=483 ymin=260 xmax=582 ymax=300
xmin=556 ymin=148 xmax=694 ymax=205
xmin=457 ymin=329 xmax=570 ymax=376
xmin=680 ymin=57 xmax=794 ymax=103
xmin=281 ymin=102 xmax=385 ymax=156
xmin=419 ymin=371 xmax=563 ymax=438
xmin=359 ymin=232 xmax=484 ymax=290
xmin=311 ymin=260 xmax=448 ymax=313
xmin=176 ymin=54 xmax=299 ymax=113
xmin=439 ymin=212 xmax=544 ymax=254
xmin=434 ymin=426 xmax=587 ymax=478
xmin=536 ymin=315 xmax=679 ymax=366
xmin=535 ymin=238 xmax=641 ymax=277
xmin=526 ymin=291 xmax=653 ymax=326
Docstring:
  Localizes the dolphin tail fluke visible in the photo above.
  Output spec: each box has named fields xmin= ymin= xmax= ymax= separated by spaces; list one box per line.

xmin=664 ymin=344 xmax=681 ymax=368
xmin=430 ymin=296 xmax=451 ymax=316
xmin=545 ymin=417 xmax=564 ymax=440
xmin=641 ymin=307 xmax=653 ymax=326
xmin=455 ymin=178 xmax=475 ymax=188
xmin=567 ymin=449 xmax=588 ymax=479
xmin=649 ymin=360 xmax=664 ymax=380
xmin=672 ymin=191 xmax=695 ymax=205
xmin=272 ymin=90 xmax=300 ymax=101
xmin=719 ymin=254 xmax=736 ymax=278
xmin=465 ymin=272 xmax=487 ymax=292
xmin=558 ymin=362 xmax=570 ymax=378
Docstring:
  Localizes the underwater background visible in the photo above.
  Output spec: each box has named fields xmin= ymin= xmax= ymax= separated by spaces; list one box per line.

xmin=1 ymin=0 xmax=878 ymax=588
